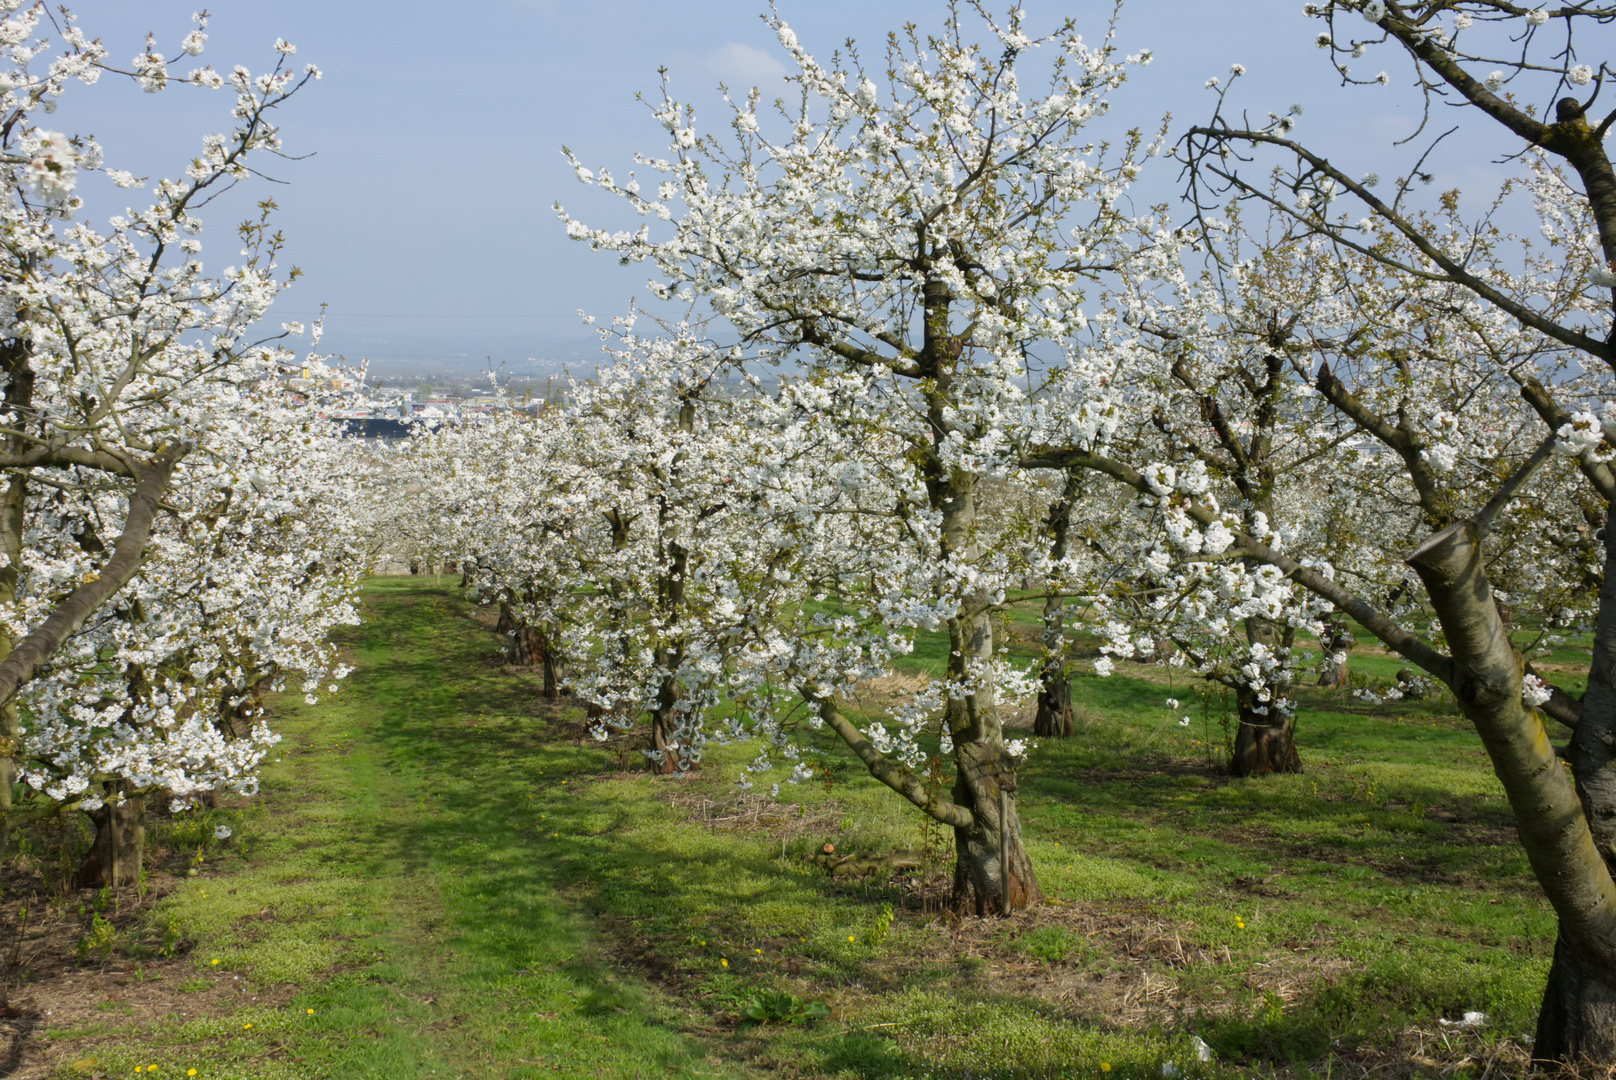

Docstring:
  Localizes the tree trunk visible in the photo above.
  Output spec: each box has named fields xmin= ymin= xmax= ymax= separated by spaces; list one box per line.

xmin=1229 ymin=688 xmax=1302 ymax=777
xmin=1033 ymin=471 xmax=1082 ymax=739
xmin=648 ymin=700 xmax=687 ymax=775
xmin=1406 ymin=520 xmax=1616 ymax=1069
xmin=1032 ymin=670 xmax=1073 ymax=738
xmin=1229 ymin=614 xmax=1302 ymax=777
xmin=538 ymin=634 xmax=562 ymax=700
xmin=950 ymin=741 xmax=1040 ymax=914
xmin=935 ymin=469 xmax=1042 ymax=913
xmin=1535 ymin=933 xmax=1616 ymax=1066
xmin=74 ymin=787 xmax=145 ymax=889
xmin=1544 ymin=502 xmax=1616 ymax=1066
xmin=646 ymin=648 xmax=689 ymax=775
xmin=0 ymin=341 xmax=33 ymax=863
xmin=1318 ymin=621 xmax=1354 ymax=687
xmin=511 ymin=624 xmax=538 ymax=665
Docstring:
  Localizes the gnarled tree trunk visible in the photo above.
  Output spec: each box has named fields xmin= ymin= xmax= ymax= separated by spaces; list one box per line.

xmin=1535 ymin=934 xmax=1616 ymax=1064
xmin=1230 ymin=686 xmax=1302 ymax=777
xmin=498 ymin=596 xmax=564 ymax=698
xmin=647 ymin=654 xmax=689 ymax=775
xmin=1406 ymin=519 xmax=1616 ymax=1067
xmin=1032 ymin=672 xmax=1073 ymax=738
xmin=74 ymin=785 xmax=145 ymax=889
xmin=1229 ymin=616 xmax=1302 ymax=778
xmin=1317 ymin=619 xmax=1354 ymax=687
xmin=937 ymin=470 xmax=1042 ymax=913
xmin=950 ymin=737 xmax=1039 ymax=913
xmin=1033 ymin=472 xmax=1082 ymax=739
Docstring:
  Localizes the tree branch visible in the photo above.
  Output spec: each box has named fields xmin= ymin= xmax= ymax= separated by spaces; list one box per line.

xmin=0 ymin=444 xmax=185 ymax=708
xmin=803 ymin=688 xmax=974 ymax=829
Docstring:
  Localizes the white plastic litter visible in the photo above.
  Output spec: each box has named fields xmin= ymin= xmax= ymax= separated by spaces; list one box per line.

xmin=1192 ymin=1036 xmax=1214 ymax=1062
xmin=1438 ymin=1011 xmax=1487 ymax=1030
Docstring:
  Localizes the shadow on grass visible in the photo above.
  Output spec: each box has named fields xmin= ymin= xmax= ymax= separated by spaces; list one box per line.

xmin=325 ymin=579 xmax=1548 ymax=1079
xmin=313 ymin=579 xmax=749 ymax=1076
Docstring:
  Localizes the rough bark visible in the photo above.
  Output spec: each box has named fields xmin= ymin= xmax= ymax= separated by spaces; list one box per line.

xmin=74 ymin=786 xmax=145 ymax=889
xmin=510 ymin=624 xmax=562 ymax=697
xmin=949 ymin=738 xmax=1040 ymax=913
xmin=538 ymin=636 xmax=562 ymax=700
xmin=498 ymin=596 xmax=564 ymax=698
xmin=1034 ymin=472 xmax=1081 ymax=739
xmin=1536 ymin=501 xmax=1616 ymax=1064
xmin=511 ymin=624 xmax=542 ymax=667
xmin=935 ymin=470 xmax=1042 ymax=913
xmin=648 ymin=697 xmax=686 ymax=775
xmin=0 ymin=338 xmax=33 ymax=861
xmin=1032 ymin=672 xmax=1073 ymax=738
xmin=1229 ymin=686 xmax=1303 ymax=777
xmin=1317 ymin=620 xmax=1354 ymax=688
xmin=1407 ymin=521 xmax=1616 ymax=1065
xmin=1229 ymin=614 xmax=1302 ymax=778
xmin=1536 ymin=933 xmax=1616 ymax=1067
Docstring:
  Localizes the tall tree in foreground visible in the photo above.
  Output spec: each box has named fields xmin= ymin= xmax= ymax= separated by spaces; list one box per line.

xmin=1167 ymin=1 xmax=1616 ymax=1064
xmin=0 ymin=4 xmax=360 ymax=876
xmin=561 ymin=4 xmax=1159 ymax=912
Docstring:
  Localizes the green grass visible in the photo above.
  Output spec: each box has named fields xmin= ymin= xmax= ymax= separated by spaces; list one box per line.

xmin=48 ymin=580 xmax=753 ymax=1079
xmin=45 ymin=579 xmax=1557 ymax=1078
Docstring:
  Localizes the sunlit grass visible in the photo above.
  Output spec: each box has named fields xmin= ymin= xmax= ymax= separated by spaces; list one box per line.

xmin=45 ymin=578 xmax=1557 ymax=1079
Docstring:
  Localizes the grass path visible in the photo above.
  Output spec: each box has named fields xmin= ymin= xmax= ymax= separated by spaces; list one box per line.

xmin=62 ymin=578 xmax=750 ymax=1079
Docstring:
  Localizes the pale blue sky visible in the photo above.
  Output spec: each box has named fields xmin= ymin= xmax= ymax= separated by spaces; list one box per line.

xmin=57 ymin=2 xmax=1520 ymax=376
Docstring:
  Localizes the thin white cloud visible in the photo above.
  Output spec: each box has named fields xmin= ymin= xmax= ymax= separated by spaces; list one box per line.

xmin=705 ymin=41 xmax=787 ymax=87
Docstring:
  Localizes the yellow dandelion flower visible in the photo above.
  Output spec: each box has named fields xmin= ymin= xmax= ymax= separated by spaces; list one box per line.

xmin=189 ymin=1071 xmax=197 ymax=1077
xmin=754 ymin=948 xmax=762 ymax=954
xmin=243 ymin=1023 xmax=252 ymax=1030
xmin=720 ymin=958 xmax=728 ymax=968
xmin=1101 ymin=1064 xmax=1111 ymax=1073
xmin=847 ymin=935 xmax=855 ymax=942
xmin=306 ymin=1008 xmax=314 ymax=1015
xmin=210 ymin=958 xmax=219 ymax=966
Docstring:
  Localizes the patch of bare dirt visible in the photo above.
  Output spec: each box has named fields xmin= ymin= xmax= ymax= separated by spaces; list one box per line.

xmin=0 ymin=852 xmax=302 ymax=1080
xmin=0 ymin=953 xmax=301 ymax=1079
xmin=834 ymin=899 xmax=1353 ymax=1028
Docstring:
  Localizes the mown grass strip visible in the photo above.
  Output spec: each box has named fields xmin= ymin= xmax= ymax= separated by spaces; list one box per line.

xmin=55 ymin=578 xmax=751 ymax=1079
